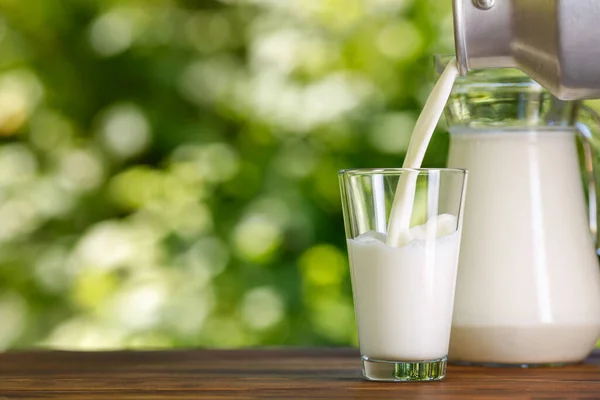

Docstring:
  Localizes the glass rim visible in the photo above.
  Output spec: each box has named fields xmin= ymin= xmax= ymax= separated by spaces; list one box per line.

xmin=339 ymin=167 xmax=467 ymax=177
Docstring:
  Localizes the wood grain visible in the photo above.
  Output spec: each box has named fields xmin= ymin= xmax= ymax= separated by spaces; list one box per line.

xmin=0 ymin=348 xmax=598 ymax=399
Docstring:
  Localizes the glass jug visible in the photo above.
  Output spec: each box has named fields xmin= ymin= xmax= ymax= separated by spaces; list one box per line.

xmin=442 ymin=64 xmax=600 ymax=366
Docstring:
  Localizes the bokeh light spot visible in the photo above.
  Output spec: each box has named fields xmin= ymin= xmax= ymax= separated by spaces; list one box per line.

xmin=179 ymin=57 xmax=240 ymax=106
xmin=163 ymin=201 xmax=213 ymax=238
xmin=299 ymin=244 xmax=346 ymax=286
xmin=74 ymin=221 xmax=146 ymax=271
xmin=184 ymin=236 xmax=230 ymax=278
xmin=73 ymin=269 xmax=118 ymax=310
xmin=99 ymin=103 xmax=151 ymax=159
xmin=28 ymin=178 xmax=74 ymax=218
xmin=170 ymin=143 xmax=240 ymax=183
xmin=0 ymin=199 xmax=40 ymax=243
xmin=164 ymin=283 xmax=214 ymax=337
xmin=35 ymin=245 xmax=72 ymax=293
xmin=106 ymin=282 xmax=167 ymax=330
xmin=233 ymin=214 xmax=283 ymax=263
xmin=56 ymin=148 xmax=105 ymax=192
xmin=202 ymin=143 xmax=240 ymax=183
xmin=0 ymin=69 xmax=43 ymax=135
xmin=109 ymin=167 xmax=163 ymax=210
xmin=0 ymin=144 xmax=37 ymax=186
xmin=89 ymin=8 xmax=147 ymax=57
xmin=250 ymin=28 xmax=302 ymax=75
xmin=241 ymin=286 xmax=284 ymax=330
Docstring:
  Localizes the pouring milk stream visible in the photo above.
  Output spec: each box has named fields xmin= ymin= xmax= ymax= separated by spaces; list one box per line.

xmin=385 ymin=60 xmax=459 ymax=247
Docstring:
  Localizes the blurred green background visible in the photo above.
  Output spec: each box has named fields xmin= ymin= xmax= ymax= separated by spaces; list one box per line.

xmin=0 ymin=0 xmax=455 ymax=350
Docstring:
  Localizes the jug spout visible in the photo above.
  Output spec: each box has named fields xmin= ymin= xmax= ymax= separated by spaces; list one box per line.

xmin=453 ymin=0 xmax=600 ymax=100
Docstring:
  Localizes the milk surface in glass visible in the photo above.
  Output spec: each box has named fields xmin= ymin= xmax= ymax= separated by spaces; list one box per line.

xmin=348 ymin=215 xmax=461 ymax=361
xmin=447 ymin=129 xmax=600 ymax=364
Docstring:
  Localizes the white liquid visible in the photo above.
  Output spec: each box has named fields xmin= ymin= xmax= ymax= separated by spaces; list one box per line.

xmin=386 ymin=60 xmax=459 ymax=247
xmin=447 ymin=130 xmax=600 ymax=364
xmin=348 ymin=216 xmax=461 ymax=361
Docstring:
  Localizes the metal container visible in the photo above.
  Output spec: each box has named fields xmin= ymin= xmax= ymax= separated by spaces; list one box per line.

xmin=453 ymin=0 xmax=600 ymax=100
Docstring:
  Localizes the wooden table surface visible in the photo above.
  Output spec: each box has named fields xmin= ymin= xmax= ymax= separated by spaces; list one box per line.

xmin=0 ymin=348 xmax=599 ymax=399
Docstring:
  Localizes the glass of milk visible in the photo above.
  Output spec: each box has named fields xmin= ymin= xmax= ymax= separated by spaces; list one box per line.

xmin=339 ymin=168 xmax=467 ymax=382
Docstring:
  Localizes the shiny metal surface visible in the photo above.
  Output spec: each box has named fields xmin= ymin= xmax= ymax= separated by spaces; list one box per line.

xmin=453 ymin=0 xmax=600 ymax=100
xmin=453 ymin=0 xmax=514 ymax=72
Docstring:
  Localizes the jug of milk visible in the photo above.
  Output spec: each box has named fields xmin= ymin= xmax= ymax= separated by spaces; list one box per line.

xmin=443 ymin=65 xmax=600 ymax=366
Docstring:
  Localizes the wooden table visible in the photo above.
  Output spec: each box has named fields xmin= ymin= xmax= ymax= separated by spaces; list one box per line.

xmin=0 ymin=349 xmax=599 ymax=399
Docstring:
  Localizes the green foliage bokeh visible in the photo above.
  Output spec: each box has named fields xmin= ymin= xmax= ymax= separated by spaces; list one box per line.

xmin=0 ymin=0 xmax=454 ymax=349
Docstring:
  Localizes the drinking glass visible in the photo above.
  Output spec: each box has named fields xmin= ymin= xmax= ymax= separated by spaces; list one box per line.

xmin=339 ymin=168 xmax=467 ymax=381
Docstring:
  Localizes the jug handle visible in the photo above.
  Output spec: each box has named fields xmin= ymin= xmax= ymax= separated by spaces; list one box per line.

xmin=576 ymin=105 xmax=600 ymax=250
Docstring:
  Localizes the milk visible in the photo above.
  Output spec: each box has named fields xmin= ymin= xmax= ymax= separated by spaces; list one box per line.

xmin=348 ymin=215 xmax=461 ymax=361
xmin=386 ymin=60 xmax=459 ymax=247
xmin=447 ymin=129 xmax=600 ymax=364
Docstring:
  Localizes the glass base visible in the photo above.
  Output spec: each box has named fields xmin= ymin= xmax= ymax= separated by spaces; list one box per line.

xmin=362 ymin=356 xmax=447 ymax=382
